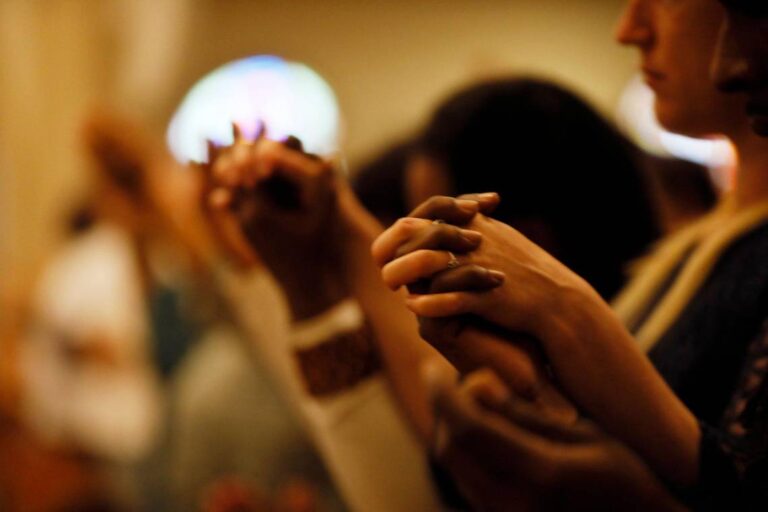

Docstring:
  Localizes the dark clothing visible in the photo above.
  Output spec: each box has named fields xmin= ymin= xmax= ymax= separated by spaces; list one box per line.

xmin=691 ymin=326 xmax=768 ymax=511
xmin=433 ymin=222 xmax=768 ymax=511
xmin=648 ymin=222 xmax=768 ymax=510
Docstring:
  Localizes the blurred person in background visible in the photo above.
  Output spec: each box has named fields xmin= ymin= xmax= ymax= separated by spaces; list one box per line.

xmin=18 ymin=111 xmax=169 ymax=510
xmin=1 ymin=284 xmax=115 ymax=512
xmin=352 ymin=140 xmax=413 ymax=228
xmin=203 ymin=121 xmax=583 ymax=510
xmin=406 ymin=77 xmax=661 ymax=300
xmin=197 ymin=129 xmax=447 ymax=512
xmin=66 ymin=111 xmax=344 ymax=511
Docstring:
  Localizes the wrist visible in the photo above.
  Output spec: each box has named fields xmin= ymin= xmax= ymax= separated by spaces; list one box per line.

xmin=291 ymin=299 xmax=380 ymax=396
xmin=529 ymin=276 xmax=599 ymax=343
xmin=280 ymin=266 xmax=349 ymax=321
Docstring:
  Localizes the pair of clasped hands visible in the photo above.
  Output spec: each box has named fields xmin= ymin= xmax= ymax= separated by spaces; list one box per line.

xmin=204 ymin=131 xmax=685 ymax=512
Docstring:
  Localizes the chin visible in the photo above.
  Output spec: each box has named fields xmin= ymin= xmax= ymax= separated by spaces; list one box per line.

xmin=655 ymin=105 xmax=710 ymax=138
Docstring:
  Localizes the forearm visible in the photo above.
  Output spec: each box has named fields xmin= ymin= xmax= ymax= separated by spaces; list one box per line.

xmin=288 ymin=300 xmax=442 ymax=511
xmin=339 ymin=190 xmax=453 ymax=443
xmin=538 ymin=282 xmax=699 ymax=486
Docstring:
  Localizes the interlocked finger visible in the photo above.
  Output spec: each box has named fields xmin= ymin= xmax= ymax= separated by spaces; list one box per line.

xmin=429 ymin=265 xmax=505 ymax=293
xmin=381 ymin=250 xmax=465 ymax=290
xmin=408 ymin=195 xmax=482 ymax=225
xmin=394 ymin=222 xmax=482 ymax=259
xmin=371 ymin=217 xmax=434 ymax=267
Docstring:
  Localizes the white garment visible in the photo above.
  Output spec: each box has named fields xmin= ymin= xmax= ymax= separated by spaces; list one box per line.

xmin=613 ymin=199 xmax=768 ymax=352
xmin=216 ymin=266 xmax=443 ymax=512
xmin=171 ymin=325 xmax=340 ymax=510
xmin=20 ymin=222 xmax=162 ymax=462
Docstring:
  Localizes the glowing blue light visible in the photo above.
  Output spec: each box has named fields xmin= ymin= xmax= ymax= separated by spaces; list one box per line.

xmin=168 ymin=55 xmax=342 ymax=163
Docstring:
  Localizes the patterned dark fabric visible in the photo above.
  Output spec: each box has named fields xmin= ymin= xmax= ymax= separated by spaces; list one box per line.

xmin=649 ymin=222 xmax=768 ymax=424
xmin=692 ymin=323 xmax=768 ymax=510
xmin=646 ymin=222 xmax=768 ymax=509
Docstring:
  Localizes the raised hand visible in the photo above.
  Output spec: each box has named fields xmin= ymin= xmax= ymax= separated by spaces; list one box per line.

xmin=205 ymin=126 xmax=348 ymax=319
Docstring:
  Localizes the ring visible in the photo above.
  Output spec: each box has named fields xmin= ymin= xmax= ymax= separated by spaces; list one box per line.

xmin=432 ymin=219 xmax=445 ymax=225
xmin=446 ymin=251 xmax=460 ymax=269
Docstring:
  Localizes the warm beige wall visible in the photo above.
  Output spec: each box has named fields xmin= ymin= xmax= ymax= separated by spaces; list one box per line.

xmin=177 ymin=0 xmax=637 ymax=163
xmin=0 ymin=0 xmax=638 ymax=289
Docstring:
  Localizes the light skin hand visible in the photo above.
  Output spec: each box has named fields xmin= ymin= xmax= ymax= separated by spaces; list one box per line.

xmin=376 ymin=211 xmax=581 ymax=338
xmin=375 ymin=195 xmax=700 ymax=486
xmin=422 ymin=323 xmax=578 ymax=425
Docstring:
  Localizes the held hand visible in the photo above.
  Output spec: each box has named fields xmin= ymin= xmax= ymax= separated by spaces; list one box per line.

xmin=195 ymin=140 xmax=261 ymax=269
xmin=377 ymin=195 xmax=701 ymax=487
xmin=425 ymin=365 xmax=687 ymax=512
xmin=373 ymin=194 xmax=590 ymax=338
xmin=374 ymin=193 xmax=577 ymax=422
xmin=420 ymin=321 xmax=577 ymax=425
xmin=206 ymin=127 xmax=348 ymax=319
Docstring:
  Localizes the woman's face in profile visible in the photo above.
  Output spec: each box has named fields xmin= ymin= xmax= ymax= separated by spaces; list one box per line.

xmin=615 ymin=0 xmax=746 ymax=138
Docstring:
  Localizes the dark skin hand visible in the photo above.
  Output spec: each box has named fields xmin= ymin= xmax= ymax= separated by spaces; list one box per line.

xmin=374 ymin=193 xmax=577 ymax=424
xmin=426 ymin=365 xmax=688 ymax=512
xmin=376 ymin=194 xmax=701 ymax=486
xmin=206 ymin=127 xmax=348 ymax=321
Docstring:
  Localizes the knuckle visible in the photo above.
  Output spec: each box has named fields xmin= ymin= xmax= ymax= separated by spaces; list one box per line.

xmin=424 ymin=195 xmax=453 ymax=213
xmin=432 ymin=224 xmax=459 ymax=246
xmin=393 ymin=217 xmax=417 ymax=236
xmin=413 ymin=250 xmax=439 ymax=275
xmin=463 ymin=264 xmax=485 ymax=280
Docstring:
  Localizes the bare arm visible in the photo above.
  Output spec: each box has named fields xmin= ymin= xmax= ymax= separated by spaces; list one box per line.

xmin=374 ymin=199 xmax=700 ymax=486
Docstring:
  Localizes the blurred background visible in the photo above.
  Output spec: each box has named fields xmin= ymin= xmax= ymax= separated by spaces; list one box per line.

xmin=1 ymin=1 xmax=727 ymax=511
xmin=0 ymin=0 xmax=637 ymax=290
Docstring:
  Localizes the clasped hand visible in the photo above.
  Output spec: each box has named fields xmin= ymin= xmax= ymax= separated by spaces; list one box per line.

xmin=201 ymin=127 xmax=348 ymax=319
xmin=373 ymin=194 xmax=582 ymax=422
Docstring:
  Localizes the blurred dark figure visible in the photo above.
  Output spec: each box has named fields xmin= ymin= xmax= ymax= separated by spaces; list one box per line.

xmin=405 ymin=78 xmax=663 ymax=299
xmin=644 ymin=155 xmax=718 ymax=234
xmin=352 ymin=140 xmax=412 ymax=227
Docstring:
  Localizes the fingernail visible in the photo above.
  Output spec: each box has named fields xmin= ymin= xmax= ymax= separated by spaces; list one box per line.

xmin=456 ymin=199 xmax=480 ymax=213
xmin=459 ymin=229 xmax=482 ymax=244
xmin=488 ymin=270 xmax=505 ymax=284
xmin=479 ymin=192 xmax=498 ymax=199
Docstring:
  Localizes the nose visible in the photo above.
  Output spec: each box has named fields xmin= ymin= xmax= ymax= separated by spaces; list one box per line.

xmin=615 ymin=0 xmax=653 ymax=48
xmin=712 ymin=13 xmax=766 ymax=93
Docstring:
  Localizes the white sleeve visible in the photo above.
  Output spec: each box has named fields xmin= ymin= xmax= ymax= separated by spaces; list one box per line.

xmin=300 ymin=376 xmax=444 ymax=512
xmin=288 ymin=299 xmax=443 ymax=512
xmin=217 ymin=267 xmax=443 ymax=511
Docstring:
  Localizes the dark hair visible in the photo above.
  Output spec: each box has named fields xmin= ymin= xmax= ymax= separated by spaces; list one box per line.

xmin=418 ymin=78 xmax=661 ymax=299
xmin=352 ymin=140 xmax=413 ymax=227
